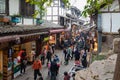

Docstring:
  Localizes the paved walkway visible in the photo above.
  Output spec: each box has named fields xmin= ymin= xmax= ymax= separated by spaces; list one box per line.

xmin=14 ymin=50 xmax=75 ymax=80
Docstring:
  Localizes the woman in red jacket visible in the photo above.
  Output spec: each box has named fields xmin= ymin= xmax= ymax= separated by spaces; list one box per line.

xmin=32 ymin=57 xmax=43 ymax=80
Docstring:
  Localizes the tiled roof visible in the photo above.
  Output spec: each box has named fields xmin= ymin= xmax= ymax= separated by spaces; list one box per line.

xmin=40 ymin=20 xmax=63 ymax=28
xmin=0 ymin=20 xmax=63 ymax=35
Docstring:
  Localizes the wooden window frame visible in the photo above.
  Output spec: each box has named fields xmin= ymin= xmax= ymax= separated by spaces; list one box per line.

xmin=20 ymin=0 xmax=34 ymax=17
xmin=0 ymin=0 xmax=9 ymax=15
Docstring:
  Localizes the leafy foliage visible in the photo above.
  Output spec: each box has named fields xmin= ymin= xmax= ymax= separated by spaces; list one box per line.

xmin=92 ymin=54 xmax=106 ymax=62
xmin=82 ymin=0 xmax=113 ymax=17
xmin=25 ymin=0 xmax=70 ymax=19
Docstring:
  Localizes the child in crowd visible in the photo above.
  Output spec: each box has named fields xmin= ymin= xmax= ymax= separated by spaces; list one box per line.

xmin=63 ymin=71 xmax=70 ymax=80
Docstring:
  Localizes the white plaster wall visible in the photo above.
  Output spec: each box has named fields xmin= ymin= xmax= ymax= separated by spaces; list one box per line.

xmin=59 ymin=8 xmax=66 ymax=16
xmin=53 ymin=16 xmax=58 ymax=21
xmin=9 ymin=0 xmax=19 ymax=15
xmin=110 ymin=0 xmax=119 ymax=11
xmin=16 ymin=18 xmax=35 ymax=25
xmin=23 ymin=18 xmax=34 ymax=25
xmin=47 ymin=7 xmax=52 ymax=15
xmin=59 ymin=8 xmax=63 ymax=15
xmin=101 ymin=13 xmax=111 ymax=32
xmin=101 ymin=13 xmax=120 ymax=33
xmin=47 ymin=16 xmax=52 ymax=21
xmin=53 ymin=7 xmax=58 ymax=15
xmin=112 ymin=13 xmax=120 ymax=32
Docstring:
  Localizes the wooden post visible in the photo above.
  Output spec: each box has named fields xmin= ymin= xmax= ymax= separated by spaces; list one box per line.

xmin=3 ymin=49 xmax=9 ymax=80
xmin=113 ymin=38 xmax=120 ymax=80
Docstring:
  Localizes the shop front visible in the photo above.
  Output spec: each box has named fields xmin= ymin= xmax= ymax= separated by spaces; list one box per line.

xmin=10 ymin=45 xmax=21 ymax=78
xmin=49 ymin=29 xmax=71 ymax=49
xmin=7 ymin=41 xmax=37 ymax=79
xmin=0 ymin=39 xmax=14 ymax=80
xmin=0 ymin=33 xmax=44 ymax=80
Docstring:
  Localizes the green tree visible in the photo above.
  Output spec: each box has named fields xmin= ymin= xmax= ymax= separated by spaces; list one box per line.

xmin=82 ymin=0 xmax=113 ymax=17
xmin=26 ymin=0 xmax=70 ymax=19
xmin=82 ymin=0 xmax=113 ymax=26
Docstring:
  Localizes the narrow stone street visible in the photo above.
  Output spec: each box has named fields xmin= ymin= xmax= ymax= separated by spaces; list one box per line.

xmin=14 ymin=50 xmax=74 ymax=80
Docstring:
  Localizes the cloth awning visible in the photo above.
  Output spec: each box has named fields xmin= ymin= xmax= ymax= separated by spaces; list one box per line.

xmin=50 ymin=29 xmax=65 ymax=33
xmin=50 ymin=29 xmax=70 ymax=33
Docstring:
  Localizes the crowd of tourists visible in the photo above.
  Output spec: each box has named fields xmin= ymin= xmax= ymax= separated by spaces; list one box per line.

xmin=62 ymin=31 xmax=94 ymax=66
xmin=18 ymin=30 xmax=95 ymax=80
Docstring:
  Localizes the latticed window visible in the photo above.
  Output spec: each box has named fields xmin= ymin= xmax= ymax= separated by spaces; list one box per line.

xmin=0 ymin=0 xmax=5 ymax=13
xmin=20 ymin=0 xmax=34 ymax=17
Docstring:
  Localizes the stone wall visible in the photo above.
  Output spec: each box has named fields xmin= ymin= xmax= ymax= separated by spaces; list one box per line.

xmin=101 ymin=34 xmax=119 ymax=52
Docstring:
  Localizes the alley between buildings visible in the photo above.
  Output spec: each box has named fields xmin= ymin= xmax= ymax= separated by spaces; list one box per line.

xmin=14 ymin=50 xmax=75 ymax=80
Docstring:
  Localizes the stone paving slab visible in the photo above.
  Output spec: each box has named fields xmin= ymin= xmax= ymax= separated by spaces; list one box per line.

xmin=14 ymin=50 xmax=75 ymax=80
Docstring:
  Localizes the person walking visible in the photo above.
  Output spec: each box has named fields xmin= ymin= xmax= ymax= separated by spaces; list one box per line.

xmin=63 ymin=48 xmax=67 ymax=62
xmin=41 ymin=47 xmax=47 ymax=65
xmin=53 ymin=55 xmax=60 ymax=75
xmin=46 ymin=49 xmax=52 ymax=64
xmin=32 ymin=57 xmax=43 ymax=80
xmin=51 ymin=43 xmax=55 ymax=54
xmin=50 ymin=59 xmax=59 ymax=80
xmin=81 ymin=49 xmax=87 ymax=68
xmin=63 ymin=71 xmax=70 ymax=80
xmin=30 ymin=49 xmax=36 ymax=63
xmin=66 ymin=46 xmax=72 ymax=65
xmin=19 ymin=49 xmax=27 ymax=74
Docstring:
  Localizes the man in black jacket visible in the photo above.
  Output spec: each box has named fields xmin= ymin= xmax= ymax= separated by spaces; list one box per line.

xmin=50 ymin=59 xmax=59 ymax=80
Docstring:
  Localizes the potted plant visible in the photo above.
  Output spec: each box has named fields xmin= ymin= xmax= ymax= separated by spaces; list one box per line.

xmin=0 ymin=15 xmax=10 ymax=23
xmin=36 ymin=18 xmax=44 ymax=25
xmin=11 ymin=14 xmax=21 ymax=23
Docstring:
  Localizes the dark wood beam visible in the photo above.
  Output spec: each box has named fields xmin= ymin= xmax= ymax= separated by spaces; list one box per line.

xmin=6 ymin=0 xmax=9 ymax=15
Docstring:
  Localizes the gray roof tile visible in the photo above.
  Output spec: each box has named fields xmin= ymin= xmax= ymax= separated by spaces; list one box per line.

xmin=0 ymin=20 xmax=63 ymax=35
